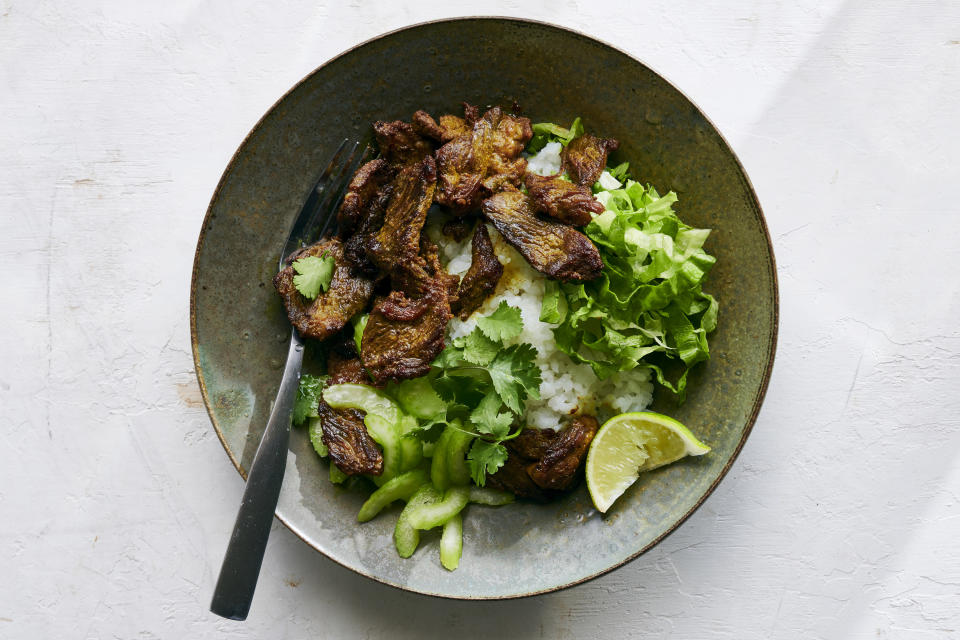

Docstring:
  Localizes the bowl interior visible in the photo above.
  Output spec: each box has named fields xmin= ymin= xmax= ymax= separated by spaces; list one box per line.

xmin=191 ymin=18 xmax=777 ymax=599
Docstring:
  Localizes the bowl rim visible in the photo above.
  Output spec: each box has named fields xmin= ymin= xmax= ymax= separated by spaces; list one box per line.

xmin=190 ymin=15 xmax=779 ymax=600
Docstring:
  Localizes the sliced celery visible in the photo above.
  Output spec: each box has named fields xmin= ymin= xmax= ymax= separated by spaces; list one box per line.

xmin=357 ymin=469 xmax=428 ymax=522
xmin=405 ymin=486 xmax=469 ymax=530
xmin=468 ymin=486 xmax=515 ymax=506
xmin=394 ymin=485 xmax=440 ymax=558
xmin=439 ymin=513 xmax=463 ymax=571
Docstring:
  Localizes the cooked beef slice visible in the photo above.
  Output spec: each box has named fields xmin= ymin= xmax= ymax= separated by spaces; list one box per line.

xmin=481 ymin=189 xmax=602 ymax=282
xmin=441 ymin=215 xmax=475 ymax=242
xmin=561 ymin=133 xmax=619 ymax=187
xmin=273 ymin=238 xmax=374 ymax=340
xmin=486 ymin=453 xmax=548 ymax=500
xmin=327 ymin=351 xmax=370 ymax=385
xmin=526 ymin=415 xmax=599 ymax=491
xmin=434 ymin=105 xmax=532 ymax=214
xmin=487 ymin=415 xmax=599 ymax=498
xmin=337 ymin=158 xmax=395 ymax=239
xmin=316 ymin=400 xmax=383 ymax=476
xmin=524 ymin=172 xmax=604 ymax=227
xmin=365 ymin=155 xmax=437 ymax=272
xmin=373 ymin=119 xmax=434 ymax=166
xmin=412 ymin=110 xmax=470 ymax=143
xmin=359 ymin=246 xmax=453 ymax=384
xmin=451 ymin=223 xmax=503 ymax=319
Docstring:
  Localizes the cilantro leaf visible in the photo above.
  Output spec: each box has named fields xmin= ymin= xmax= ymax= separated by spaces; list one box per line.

xmin=454 ymin=327 xmax=499 ymax=366
xmin=487 ymin=343 xmax=542 ymax=413
xmin=476 ymin=301 xmax=524 ymax=342
xmin=469 ymin=392 xmax=514 ymax=439
xmin=292 ymin=254 xmax=335 ymax=299
xmin=432 ymin=344 xmax=466 ymax=370
xmin=467 ymin=439 xmax=509 ymax=486
xmin=403 ymin=418 xmax=446 ymax=443
xmin=292 ymin=374 xmax=326 ymax=426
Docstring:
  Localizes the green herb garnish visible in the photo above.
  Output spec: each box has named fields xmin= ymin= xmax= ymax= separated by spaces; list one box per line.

xmin=292 ymin=374 xmax=326 ymax=426
xmin=428 ymin=304 xmax=543 ymax=485
xmin=292 ymin=253 xmax=335 ymax=299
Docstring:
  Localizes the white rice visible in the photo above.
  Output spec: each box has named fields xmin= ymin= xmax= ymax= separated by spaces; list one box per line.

xmin=525 ymin=141 xmax=562 ymax=176
xmin=430 ymin=218 xmax=653 ymax=430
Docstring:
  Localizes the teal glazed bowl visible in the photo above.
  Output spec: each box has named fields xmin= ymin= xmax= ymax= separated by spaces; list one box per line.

xmin=191 ymin=17 xmax=778 ymax=599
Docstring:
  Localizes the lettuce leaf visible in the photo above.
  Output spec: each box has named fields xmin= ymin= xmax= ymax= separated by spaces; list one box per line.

xmin=526 ymin=117 xmax=584 ymax=154
xmin=540 ymin=179 xmax=718 ymax=400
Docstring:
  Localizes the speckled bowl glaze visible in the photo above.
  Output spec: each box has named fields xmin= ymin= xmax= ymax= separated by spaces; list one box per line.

xmin=191 ymin=17 xmax=777 ymax=599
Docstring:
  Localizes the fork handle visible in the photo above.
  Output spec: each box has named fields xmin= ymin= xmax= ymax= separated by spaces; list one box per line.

xmin=210 ymin=331 xmax=305 ymax=620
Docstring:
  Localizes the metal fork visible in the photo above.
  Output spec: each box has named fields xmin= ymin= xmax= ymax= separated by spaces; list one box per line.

xmin=210 ymin=140 xmax=371 ymax=621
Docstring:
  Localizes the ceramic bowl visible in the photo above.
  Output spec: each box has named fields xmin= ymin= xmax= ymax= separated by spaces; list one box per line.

xmin=190 ymin=17 xmax=778 ymax=599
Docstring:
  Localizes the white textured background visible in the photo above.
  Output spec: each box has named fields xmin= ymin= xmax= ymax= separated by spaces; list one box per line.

xmin=2 ymin=1 xmax=959 ymax=638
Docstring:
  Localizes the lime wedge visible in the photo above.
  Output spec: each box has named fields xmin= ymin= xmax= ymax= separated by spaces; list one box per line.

xmin=586 ymin=412 xmax=710 ymax=513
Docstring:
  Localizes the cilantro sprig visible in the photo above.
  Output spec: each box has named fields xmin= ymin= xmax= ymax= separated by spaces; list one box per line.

xmin=292 ymin=374 xmax=326 ymax=426
xmin=292 ymin=253 xmax=335 ymax=299
xmin=429 ymin=304 xmax=543 ymax=485
xmin=475 ymin=301 xmax=524 ymax=342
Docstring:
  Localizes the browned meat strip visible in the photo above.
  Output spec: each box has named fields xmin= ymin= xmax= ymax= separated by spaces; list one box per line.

xmin=337 ymin=158 xmax=395 ymax=239
xmin=316 ymin=400 xmax=383 ymax=476
xmin=462 ymin=102 xmax=480 ymax=125
xmin=488 ymin=415 xmax=599 ymax=498
xmin=481 ymin=190 xmax=603 ymax=282
xmin=273 ymin=238 xmax=374 ymax=340
xmin=441 ymin=215 xmax=475 ymax=242
xmin=365 ymin=156 xmax=437 ymax=272
xmin=451 ymin=223 xmax=503 ymax=319
xmin=359 ymin=247 xmax=453 ymax=384
xmin=435 ymin=105 xmax=532 ymax=214
xmin=525 ymin=173 xmax=604 ymax=227
xmin=412 ymin=110 xmax=444 ymax=140
xmin=486 ymin=454 xmax=547 ymax=500
xmin=337 ymin=159 xmax=396 ymax=277
xmin=562 ymin=134 xmax=619 ymax=187
xmin=373 ymin=120 xmax=434 ymax=165
xmin=328 ymin=323 xmax=360 ymax=357
xmin=412 ymin=110 xmax=469 ymax=143
xmin=327 ymin=352 xmax=370 ymax=385
xmin=527 ymin=415 xmax=599 ymax=491
xmin=434 ymin=133 xmax=482 ymax=213
xmin=508 ymin=427 xmax=556 ymax=460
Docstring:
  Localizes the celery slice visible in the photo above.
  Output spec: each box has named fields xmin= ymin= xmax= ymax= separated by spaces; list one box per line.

xmin=362 ymin=414 xmax=401 ymax=486
xmin=468 ymin=486 xmax=515 ymax=506
xmin=394 ymin=485 xmax=440 ymax=558
xmin=439 ymin=513 xmax=463 ymax=571
xmin=446 ymin=428 xmax=473 ymax=487
xmin=389 ymin=377 xmax=446 ymax=420
xmin=323 ymin=383 xmax=401 ymax=425
xmin=307 ymin=417 xmax=328 ymax=458
xmin=329 ymin=464 xmax=347 ymax=484
xmin=357 ymin=469 xmax=428 ymax=522
xmin=430 ymin=428 xmax=451 ymax=491
xmin=405 ymin=486 xmax=469 ymax=530
xmin=399 ymin=415 xmax=423 ymax=472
